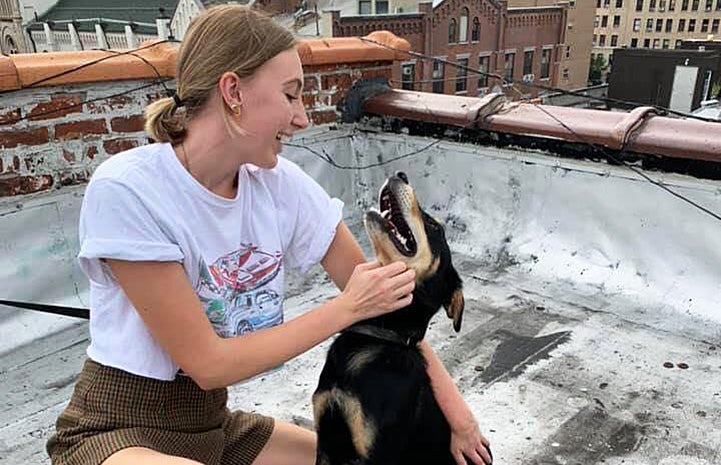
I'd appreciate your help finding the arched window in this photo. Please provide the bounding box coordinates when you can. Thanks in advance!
[4,35,18,54]
[448,18,457,43]
[471,17,480,41]
[459,8,469,42]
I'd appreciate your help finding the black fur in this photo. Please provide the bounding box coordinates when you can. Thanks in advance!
[313,174,488,465]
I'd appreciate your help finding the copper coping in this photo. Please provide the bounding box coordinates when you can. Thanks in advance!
[363,89,721,163]
[0,31,410,92]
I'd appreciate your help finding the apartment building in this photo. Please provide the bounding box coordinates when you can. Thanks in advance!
[509,0,596,91]
[594,0,721,65]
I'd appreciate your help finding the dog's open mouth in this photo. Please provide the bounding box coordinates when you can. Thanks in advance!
[379,185,418,256]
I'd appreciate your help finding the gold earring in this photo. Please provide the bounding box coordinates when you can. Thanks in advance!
[231,103,241,115]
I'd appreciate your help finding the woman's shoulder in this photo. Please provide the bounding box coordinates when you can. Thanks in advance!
[90,142,171,185]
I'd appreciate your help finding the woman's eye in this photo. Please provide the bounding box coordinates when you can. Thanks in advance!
[286,94,299,102]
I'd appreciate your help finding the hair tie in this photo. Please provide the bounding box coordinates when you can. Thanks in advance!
[172,93,184,108]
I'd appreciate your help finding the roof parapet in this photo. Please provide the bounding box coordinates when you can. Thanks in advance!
[0,32,410,92]
[363,89,721,163]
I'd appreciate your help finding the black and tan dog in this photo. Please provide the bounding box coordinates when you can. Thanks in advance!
[313,172,490,465]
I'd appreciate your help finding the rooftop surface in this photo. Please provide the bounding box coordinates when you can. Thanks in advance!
[2,125,721,464]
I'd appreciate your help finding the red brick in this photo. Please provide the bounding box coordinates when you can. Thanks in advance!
[55,119,108,140]
[304,76,319,93]
[111,115,145,133]
[0,127,50,149]
[302,93,318,109]
[0,108,21,125]
[62,149,76,163]
[104,138,139,155]
[321,73,352,91]
[87,95,132,114]
[59,169,91,187]
[309,110,337,126]
[28,94,84,121]
[0,174,54,197]
[85,146,98,160]
[360,68,392,80]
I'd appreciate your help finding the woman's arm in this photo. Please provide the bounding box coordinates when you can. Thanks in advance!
[420,340,493,465]
[320,220,367,290]
[107,252,413,390]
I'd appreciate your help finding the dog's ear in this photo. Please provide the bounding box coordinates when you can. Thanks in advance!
[444,287,464,332]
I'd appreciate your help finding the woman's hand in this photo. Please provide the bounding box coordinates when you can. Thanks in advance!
[336,260,415,323]
[450,417,493,465]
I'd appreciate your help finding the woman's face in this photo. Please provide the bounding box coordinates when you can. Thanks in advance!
[235,48,309,169]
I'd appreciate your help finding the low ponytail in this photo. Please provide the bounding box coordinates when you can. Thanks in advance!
[144,96,187,144]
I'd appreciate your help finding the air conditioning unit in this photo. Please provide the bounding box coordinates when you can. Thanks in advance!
[522,73,535,83]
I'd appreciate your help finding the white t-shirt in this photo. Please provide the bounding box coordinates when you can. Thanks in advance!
[78,142,343,380]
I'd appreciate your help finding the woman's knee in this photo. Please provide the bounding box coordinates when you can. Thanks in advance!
[102,447,204,465]
[252,420,316,465]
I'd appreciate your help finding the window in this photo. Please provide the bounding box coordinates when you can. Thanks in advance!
[562,68,570,80]
[613,15,621,27]
[701,18,709,32]
[597,0,601,7]
[649,0,656,9]
[653,38,660,48]
[656,18,663,31]
[604,0,610,6]
[471,17,480,42]
[611,35,619,46]
[659,0,666,9]
[459,8,469,42]
[644,38,651,47]
[599,34,607,46]
[602,15,609,27]
[631,37,639,47]
[478,55,489,88]
[504,52,515,82]
[376,0,388,13]
[669,0,676,9]
[682,0,689,9]
[448,19,456,43]
[456,57,468,92]
[692,0,699,9]
[594,15,600,27]
[646,18,654,31]
[678,18,685,31]
[689,18,696,31]
[713,18,720,32]
[359,0,371,13]
[675,39,683,47]
[717,0,721,10]
[616,0,624,6]
[636,0,644,10]
[401,63,415,90]
[634,18,641,31]
[432,60,444,93]
[523,50,534,75]
[541,48,551,79]
[705,0,713,9]
[662,39,670,48]
[593,34,597,45]
[666,18,673,32]
[565,45,571,59]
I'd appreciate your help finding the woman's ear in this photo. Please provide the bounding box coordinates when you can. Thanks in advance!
[218,71,244,115]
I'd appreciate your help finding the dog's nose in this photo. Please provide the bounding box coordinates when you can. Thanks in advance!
[396,171,409,184]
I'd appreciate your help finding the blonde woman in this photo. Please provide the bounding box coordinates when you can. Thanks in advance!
[46,5,491,465]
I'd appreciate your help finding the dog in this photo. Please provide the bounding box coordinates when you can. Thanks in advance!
[312,172,491,465]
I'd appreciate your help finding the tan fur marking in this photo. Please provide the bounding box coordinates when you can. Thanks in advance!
[336,389,376,458]
[347,347,380,375]
[444,288,465,332]
[312,390,330,429]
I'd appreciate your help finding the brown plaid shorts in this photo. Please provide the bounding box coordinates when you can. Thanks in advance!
[46,358,274,465]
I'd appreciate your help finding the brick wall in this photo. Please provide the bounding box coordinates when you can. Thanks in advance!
[0,34,408,199]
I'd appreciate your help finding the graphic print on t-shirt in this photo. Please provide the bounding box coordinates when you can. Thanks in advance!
[197,244,284,338]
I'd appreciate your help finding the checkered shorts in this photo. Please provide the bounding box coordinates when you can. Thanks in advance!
[46,358,274,465]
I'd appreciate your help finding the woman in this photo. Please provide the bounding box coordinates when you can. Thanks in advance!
[46,5,491,465]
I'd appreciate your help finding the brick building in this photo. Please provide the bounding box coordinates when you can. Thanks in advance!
[332,0,569,98]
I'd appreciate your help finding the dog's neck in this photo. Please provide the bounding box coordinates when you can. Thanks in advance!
[349,297,440,347]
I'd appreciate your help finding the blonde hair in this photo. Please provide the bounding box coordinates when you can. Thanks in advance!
[144,5,297,144]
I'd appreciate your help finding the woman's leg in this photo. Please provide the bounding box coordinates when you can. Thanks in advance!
[102,447,204,465]
[252,420,316,465]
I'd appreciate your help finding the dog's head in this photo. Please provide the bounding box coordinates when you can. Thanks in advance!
[364,172,464,332]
